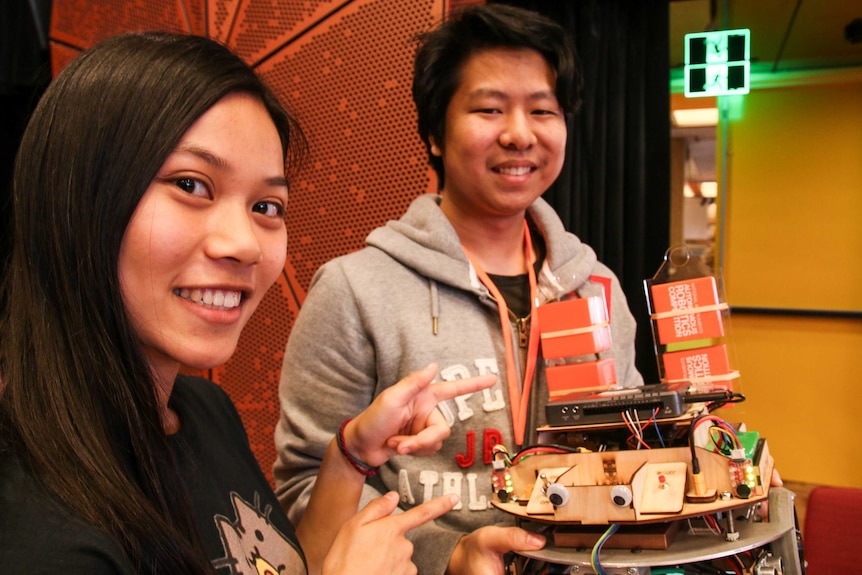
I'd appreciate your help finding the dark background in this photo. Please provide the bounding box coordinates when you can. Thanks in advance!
[1,0,52,296]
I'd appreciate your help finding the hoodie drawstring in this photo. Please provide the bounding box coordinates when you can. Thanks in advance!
[429,279,439,335]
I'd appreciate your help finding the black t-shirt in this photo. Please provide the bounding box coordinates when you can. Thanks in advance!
[487,225,547,319]
[0,375,306,574]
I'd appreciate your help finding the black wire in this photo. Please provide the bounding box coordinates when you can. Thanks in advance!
[772,0,804,73]
[706,392,746,411]
[689,413,709,467]
[511,443,585,460]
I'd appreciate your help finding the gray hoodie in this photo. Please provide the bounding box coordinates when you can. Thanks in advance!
[274,193,643,574]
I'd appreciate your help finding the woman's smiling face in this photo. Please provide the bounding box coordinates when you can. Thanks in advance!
[118,92,288,384]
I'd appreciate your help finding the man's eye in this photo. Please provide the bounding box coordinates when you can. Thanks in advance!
[253,200,285,218]
[175,178,208,197]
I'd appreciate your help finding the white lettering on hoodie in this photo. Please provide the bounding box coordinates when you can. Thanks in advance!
[399,359,506,512]
[437,360,505,426]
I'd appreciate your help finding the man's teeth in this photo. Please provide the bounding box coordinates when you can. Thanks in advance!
[497,166,532,176]
[175,288,241,310]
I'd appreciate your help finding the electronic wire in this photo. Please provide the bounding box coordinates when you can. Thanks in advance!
[706,391,746,412]
[590,523,619,575]
[689,413,741,474]
[492,444,587,467]
[653,415,667,447]
[622,407,661,449]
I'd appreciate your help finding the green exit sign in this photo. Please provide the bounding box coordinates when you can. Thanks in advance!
[684,29,750,97]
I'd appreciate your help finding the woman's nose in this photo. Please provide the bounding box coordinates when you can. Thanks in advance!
[204,207,262,264]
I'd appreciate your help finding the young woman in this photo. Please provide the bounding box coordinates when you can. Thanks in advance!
[0,32,493,575]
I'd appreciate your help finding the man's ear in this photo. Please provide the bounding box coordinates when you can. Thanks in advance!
[430,137,442,157]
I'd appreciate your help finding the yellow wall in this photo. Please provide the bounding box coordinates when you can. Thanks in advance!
[718,78,862,486]
[723,81,862,312]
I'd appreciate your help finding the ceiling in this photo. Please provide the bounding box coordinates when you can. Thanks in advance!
[670,0,862,74]
[669,0,862,184]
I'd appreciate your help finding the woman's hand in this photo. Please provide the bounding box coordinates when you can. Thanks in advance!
[344,364,496,466]
[446,525,546,575]
[297,365,495,575]
[323,492,459,575]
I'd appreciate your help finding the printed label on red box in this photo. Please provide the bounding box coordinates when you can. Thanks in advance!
[650,277,726,344]
[547,358,618,397]
[662,344,730,383]
[650,276,719,313]
[655,310,724,344]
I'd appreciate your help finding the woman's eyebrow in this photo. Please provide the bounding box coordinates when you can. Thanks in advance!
[266,175,290,189]
[174,144,289,188]
[174,144,229,170]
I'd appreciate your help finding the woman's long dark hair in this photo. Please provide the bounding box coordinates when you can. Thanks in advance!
[0,32,303,573]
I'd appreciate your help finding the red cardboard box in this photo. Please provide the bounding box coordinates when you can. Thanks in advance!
[649,277,725,344]
[547,358,618,398]
[661,344,730,383]
[539,296,611,359]
[542,326,613,359]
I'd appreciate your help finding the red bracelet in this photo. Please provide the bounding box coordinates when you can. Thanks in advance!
[337,418,379,477]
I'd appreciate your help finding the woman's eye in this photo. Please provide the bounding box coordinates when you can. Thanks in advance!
[253,200,285,218]
[174,177,209,197]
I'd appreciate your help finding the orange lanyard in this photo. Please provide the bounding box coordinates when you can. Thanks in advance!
[462,221,541,446]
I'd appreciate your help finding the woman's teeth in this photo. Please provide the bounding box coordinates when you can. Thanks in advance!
[174,288,241,310]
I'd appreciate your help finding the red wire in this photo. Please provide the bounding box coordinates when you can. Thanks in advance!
[624,408,659,449]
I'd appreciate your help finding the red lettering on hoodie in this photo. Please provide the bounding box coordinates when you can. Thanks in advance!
[483,429,503,464]
[455,430,475,467]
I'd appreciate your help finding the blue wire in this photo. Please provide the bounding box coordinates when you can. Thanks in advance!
[653,416,666,447]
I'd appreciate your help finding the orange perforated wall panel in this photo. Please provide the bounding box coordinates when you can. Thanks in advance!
[48,0,469,485]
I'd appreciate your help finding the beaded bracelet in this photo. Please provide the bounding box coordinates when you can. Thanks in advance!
[336,418,379,477]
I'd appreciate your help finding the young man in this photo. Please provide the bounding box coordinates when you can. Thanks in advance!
[274,5,643,574]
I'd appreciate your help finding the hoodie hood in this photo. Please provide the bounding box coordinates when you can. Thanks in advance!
[366,193,598,302]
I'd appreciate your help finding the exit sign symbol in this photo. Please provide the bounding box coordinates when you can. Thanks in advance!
[685,29,750,97]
